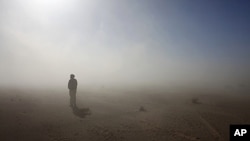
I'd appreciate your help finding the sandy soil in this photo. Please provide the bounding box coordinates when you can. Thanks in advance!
[0,88,249,141]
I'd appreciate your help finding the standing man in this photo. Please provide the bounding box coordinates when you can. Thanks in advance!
[68,74,77,107]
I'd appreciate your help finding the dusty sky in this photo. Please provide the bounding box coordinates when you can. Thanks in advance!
[0,0,249,90]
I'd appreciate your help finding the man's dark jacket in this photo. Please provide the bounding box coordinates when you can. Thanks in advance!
[68,79,77,90]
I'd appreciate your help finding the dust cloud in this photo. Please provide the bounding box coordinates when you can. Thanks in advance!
[0,0,249,93]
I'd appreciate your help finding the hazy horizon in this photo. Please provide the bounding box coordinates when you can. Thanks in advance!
[1,0,249,91]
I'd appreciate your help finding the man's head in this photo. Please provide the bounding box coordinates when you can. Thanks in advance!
[70,74,75,79]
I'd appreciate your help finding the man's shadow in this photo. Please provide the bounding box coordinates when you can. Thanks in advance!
[71,105,91,118]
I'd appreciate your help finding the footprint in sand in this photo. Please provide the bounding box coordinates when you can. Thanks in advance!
[192,98,201,104]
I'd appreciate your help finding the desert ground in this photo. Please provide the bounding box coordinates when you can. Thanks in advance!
[0,87,249,141]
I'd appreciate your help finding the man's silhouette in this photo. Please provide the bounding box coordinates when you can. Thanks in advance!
[68,74,77,107]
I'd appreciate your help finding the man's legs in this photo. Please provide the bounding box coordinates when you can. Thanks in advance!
[69,89,76,107]
[72,90,76,107]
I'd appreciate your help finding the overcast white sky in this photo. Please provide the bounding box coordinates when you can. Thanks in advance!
[0,0,249,90]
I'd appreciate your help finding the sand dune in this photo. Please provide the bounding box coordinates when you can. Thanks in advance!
[0,88,249,141]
